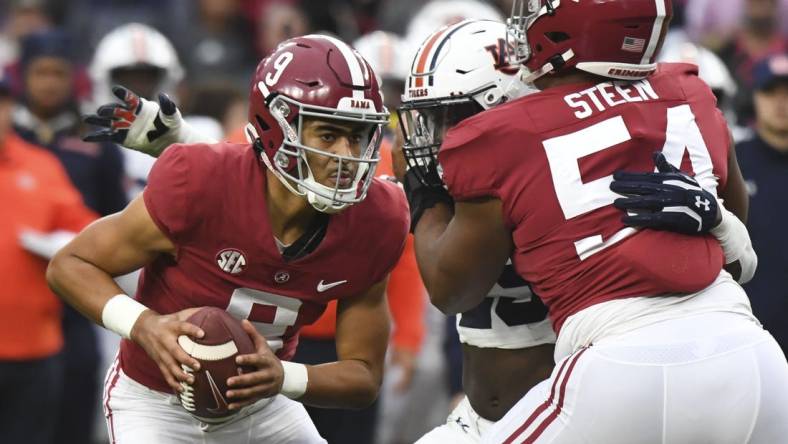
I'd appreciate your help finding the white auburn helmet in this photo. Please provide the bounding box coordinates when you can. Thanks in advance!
[405,0,504,53]
[352,31,410,82]
[399,19,535,186]
[89,23,184,107]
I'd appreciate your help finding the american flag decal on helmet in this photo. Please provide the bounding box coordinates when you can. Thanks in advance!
[621,37,646,53]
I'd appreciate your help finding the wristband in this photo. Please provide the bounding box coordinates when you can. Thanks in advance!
[101,294,149,339]
[280,361,308,399]
[402,168,453,233]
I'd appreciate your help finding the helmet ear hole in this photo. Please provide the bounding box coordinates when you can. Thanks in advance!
[255,115,270,132]
[544,32,570,43]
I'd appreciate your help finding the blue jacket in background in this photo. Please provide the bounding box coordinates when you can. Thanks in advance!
[736,134,788,354]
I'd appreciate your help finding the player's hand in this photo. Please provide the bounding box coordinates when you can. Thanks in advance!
[130,307,205,393]
[83,85,187,157]
[610,151,722,234]
[226,320,284,410]
[390,346,418,393]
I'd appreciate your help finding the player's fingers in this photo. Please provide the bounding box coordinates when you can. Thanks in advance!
[112,85,130,102]
[612,171,666,183]
[165,353,193,384]
[620,214,666,230]
[176,320,205,340]
[613,196,665,211]
[83,114,113,128]
[155,339,193,383]
[83,129,124,143]
[113,106,137,123]
[112,85,141,113]
[226,384,275,402]
[241,320,269,353]
[156,360,183,393]
[610,180,661,196]
[653,151,679,173]
[97,104,123,118]
[226,367,277,388]
[158,93,177,116]
[169,337,201,371]
[228,396,264,411]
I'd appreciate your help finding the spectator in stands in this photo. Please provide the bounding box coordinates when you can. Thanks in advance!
[173,0,257,90]
[684,0,788,51]
[255,2,310,57]
[715,0,788,125]
[736,53,788,354]
[182,82,247,137]
[11,29,127,444]
[0,65,97,444]
[0,0,53,87]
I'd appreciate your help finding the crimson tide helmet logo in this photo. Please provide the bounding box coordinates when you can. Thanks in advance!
[216,249,246,275]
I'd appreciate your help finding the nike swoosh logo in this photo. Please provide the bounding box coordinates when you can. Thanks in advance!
[205,370,229,413]
[317,280,348,292]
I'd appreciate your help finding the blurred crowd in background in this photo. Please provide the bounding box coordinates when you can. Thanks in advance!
[0,0,786,443]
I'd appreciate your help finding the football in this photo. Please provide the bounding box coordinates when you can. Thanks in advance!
[177,307,256,423]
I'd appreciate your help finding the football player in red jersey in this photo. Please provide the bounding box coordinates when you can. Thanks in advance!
[47,35,408,443]
[399,1,788,443]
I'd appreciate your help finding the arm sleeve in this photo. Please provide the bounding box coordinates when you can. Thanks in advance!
[439,116,513,201]
[387,234,426,352]
[142,144,200,245]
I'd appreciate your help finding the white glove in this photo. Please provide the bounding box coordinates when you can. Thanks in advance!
[83,86,216,158]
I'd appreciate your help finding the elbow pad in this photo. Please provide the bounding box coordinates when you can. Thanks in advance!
[710,205,758,284]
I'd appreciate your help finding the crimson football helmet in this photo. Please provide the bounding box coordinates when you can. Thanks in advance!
[507,0,673,84]
[246,34,388,213]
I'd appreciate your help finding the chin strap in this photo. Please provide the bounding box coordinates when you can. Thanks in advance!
[521,49,575,85]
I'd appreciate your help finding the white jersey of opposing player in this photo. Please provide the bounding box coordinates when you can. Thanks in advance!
[457,260,555,349]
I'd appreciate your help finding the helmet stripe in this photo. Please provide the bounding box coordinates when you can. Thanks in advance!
[641,0,668,64]
[131,26,147,63]
[426,20,476,86]
[311,34,366,100]
[413,26,450,87]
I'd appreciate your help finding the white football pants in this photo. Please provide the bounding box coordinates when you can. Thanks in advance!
[102,360,326,444]
[482,312,788,444]
[416,396,495,444]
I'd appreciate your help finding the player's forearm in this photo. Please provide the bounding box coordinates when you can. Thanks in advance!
[414,204,482,314]
[711,205,757,283]
[296,359,381,409]
[47,250,139,326]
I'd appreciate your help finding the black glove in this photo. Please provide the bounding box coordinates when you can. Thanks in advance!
[402,167,453,233]
[610,151,721,235]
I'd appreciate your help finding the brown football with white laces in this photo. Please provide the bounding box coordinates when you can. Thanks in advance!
[177,307,255,423]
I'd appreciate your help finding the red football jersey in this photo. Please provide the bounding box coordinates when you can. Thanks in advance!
[120,142,409,392]
[440,63,728,333]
